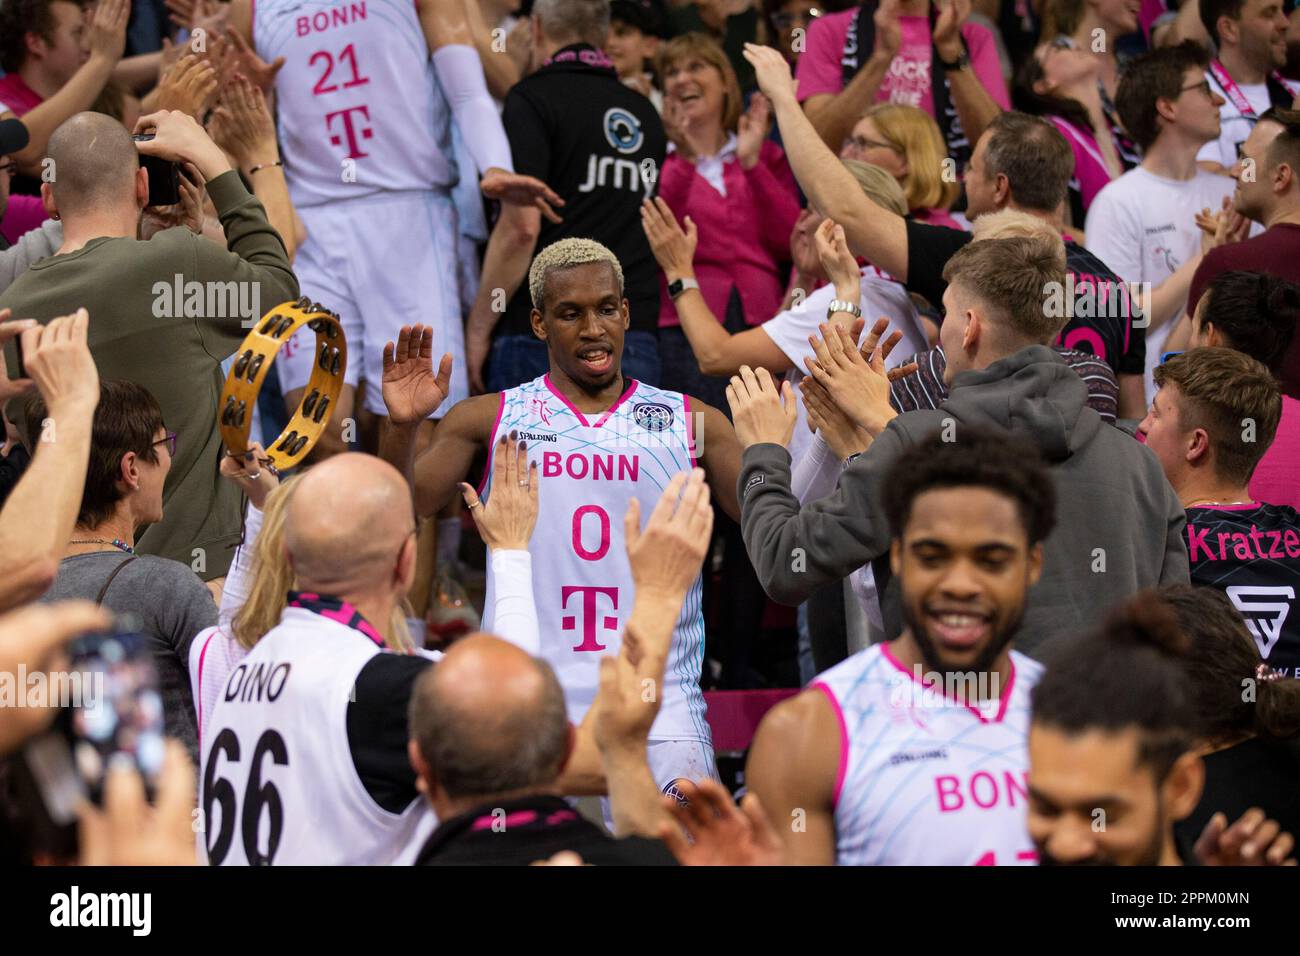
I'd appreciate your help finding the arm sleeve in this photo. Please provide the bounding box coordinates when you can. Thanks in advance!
[738,425,908,605]
[961,23,1011,109]
[192,170,300,357]
[0,218,61,294]
[790,432,840,504]
[433,44,513,174]
[488,549,540,656]
[346,653,434,814]
[218,501,263,629]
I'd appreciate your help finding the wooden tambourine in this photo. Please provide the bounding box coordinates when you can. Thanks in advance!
[219,298,346,471]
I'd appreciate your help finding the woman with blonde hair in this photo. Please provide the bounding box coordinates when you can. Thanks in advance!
[654,32,801,409]
[840,103,962,229]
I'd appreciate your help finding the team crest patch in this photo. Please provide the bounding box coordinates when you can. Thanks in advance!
[633,402,673,432]
[661,779,692,808]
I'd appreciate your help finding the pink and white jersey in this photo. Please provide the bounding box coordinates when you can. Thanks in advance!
[480,375,710,744]
[813,643,1042,866]
[252,0,453,207]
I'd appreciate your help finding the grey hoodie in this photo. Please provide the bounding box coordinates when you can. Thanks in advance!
[738,345,1189,657]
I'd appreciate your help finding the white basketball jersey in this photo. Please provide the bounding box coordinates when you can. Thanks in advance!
[814,643,1042,866]
[481,375,711,744]
[252,0,453,207]
[199,604,432,865]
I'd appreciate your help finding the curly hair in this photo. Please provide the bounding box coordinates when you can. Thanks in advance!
[881,425,1057,545]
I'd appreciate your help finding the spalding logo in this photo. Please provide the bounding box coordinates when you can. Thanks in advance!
[633,402,674,432]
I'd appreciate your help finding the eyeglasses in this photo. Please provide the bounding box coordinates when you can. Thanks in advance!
[843,134,901,153]
[153,432,177,456]
[1180,79,1213,98]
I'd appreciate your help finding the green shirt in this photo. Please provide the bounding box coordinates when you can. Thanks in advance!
[1,171,299,579]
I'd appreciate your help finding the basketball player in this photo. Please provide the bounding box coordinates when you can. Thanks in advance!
[744,429,1054,865]
[379,237,743,796]
[227,0,561,454]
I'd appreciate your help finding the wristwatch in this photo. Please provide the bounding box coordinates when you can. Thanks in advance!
[668,277,700,299]
[827,299,863,319]
[938,49,971,71]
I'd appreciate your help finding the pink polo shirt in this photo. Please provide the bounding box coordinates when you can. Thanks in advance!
[1251,395,1300,511]
[794,9,1010,116]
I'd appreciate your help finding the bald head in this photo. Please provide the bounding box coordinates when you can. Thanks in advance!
[46,112,140,218]
[408,634,570,800]
[285,453,415,593]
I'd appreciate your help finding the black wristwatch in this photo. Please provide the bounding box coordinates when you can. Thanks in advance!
[668,277,700,299]
[938,49,971,71]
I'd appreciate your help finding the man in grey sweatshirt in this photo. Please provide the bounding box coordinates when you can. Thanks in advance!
[728,236,1189,658]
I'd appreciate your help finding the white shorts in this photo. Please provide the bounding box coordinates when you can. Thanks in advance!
[599,738,717,831]
[276,189,469,416]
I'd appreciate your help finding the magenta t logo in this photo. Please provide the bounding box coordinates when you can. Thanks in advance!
[561,585,619,652]
[325,105,373,159]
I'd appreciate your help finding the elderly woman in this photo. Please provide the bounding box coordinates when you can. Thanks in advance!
[655,32,801,408]
[839,103,963,230]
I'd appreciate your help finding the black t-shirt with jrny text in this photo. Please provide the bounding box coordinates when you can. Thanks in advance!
[498,44,667,338]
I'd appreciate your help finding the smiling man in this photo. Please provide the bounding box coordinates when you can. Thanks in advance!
[745,429,1052,865]
[379,237,741,796]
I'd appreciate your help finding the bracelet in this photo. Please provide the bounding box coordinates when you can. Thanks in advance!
[249,160,283,174]
[827,299,863,319]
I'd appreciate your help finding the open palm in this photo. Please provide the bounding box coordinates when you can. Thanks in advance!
[382,325,453,425]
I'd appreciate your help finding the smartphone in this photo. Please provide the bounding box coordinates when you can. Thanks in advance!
[132,133,181,207]
[7,626,164,859]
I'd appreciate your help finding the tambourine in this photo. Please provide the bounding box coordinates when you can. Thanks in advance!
[218,298,347,471]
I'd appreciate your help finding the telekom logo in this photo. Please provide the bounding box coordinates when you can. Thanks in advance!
[325,105,373,159]
[561,586,619,652]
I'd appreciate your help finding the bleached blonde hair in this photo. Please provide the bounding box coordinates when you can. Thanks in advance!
[528,238,625,310]
[971,208,1067,272]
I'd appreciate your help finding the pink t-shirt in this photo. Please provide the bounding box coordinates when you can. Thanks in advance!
[1250,395,1300,511]
[1048,115,1115,213]
[1,194,50,245]
[913,206,965,230]
[795,9,1010,116]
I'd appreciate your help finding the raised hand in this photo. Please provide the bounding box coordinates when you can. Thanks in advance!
[736,93,772,171]
[21,309,100,419]
[220,440,279,510]
[224,27,285,93]
[1195,808,1297,866]
[86,0,129,64]
[814,218,861,299]
[726,365,798,449]
[209,73,278,172]
[458,433,538,552]
[154,55,220,121]
[801,377,870,460]
[624,468,714,609]
[873,0,902,60]
[480,169,565,225]
[381,324,454,425]
[640,198,698,282]
[803,320,909,437]
[658,779,785,866]
[932,0,971,61]
[742,42,799,109]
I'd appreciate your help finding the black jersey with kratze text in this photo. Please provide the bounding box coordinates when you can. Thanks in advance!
[1186,503,1300,675]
